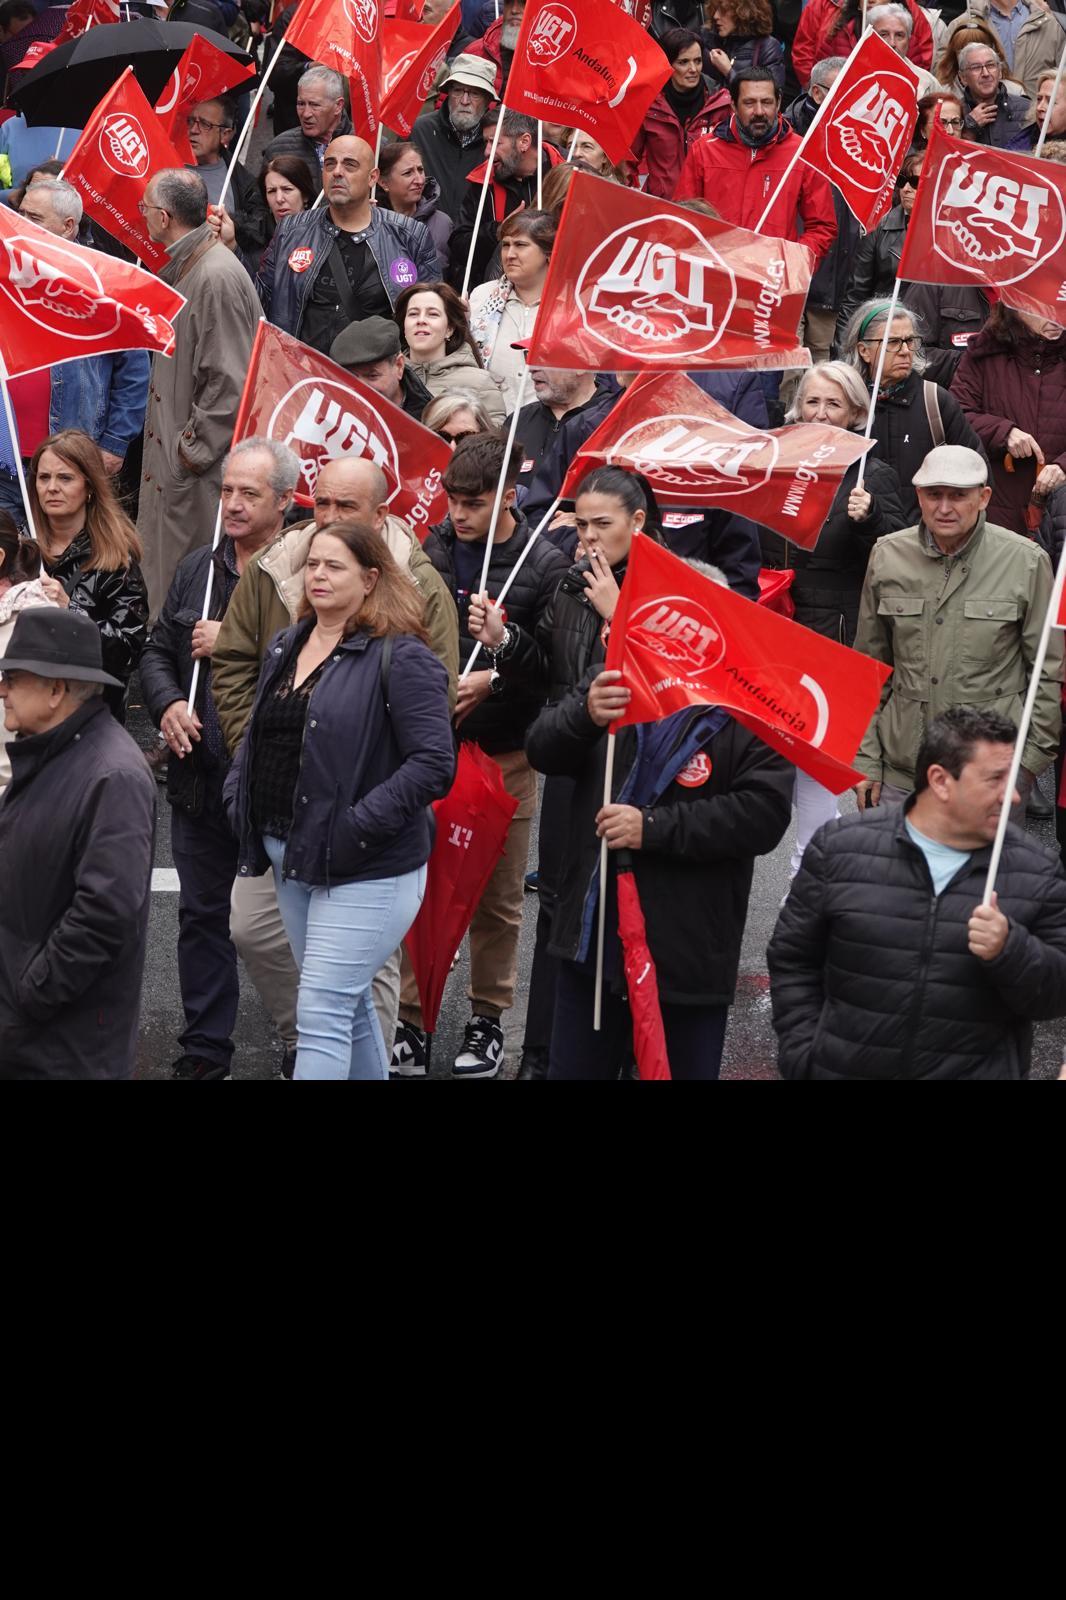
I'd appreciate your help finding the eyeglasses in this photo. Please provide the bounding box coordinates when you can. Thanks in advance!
[939,117,964,130]
[136,201,165,215]
[865,334,918,351]
[186,115,226,131]
[965,62,1000,75]
[899,175,921,188]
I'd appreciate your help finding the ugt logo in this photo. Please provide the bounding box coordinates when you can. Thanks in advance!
[829,73,914,195]
[577,215,737,362]
[609,414,778,497]
[526,4,578,65]
[932,148,1066,286]
[268,380,399,504]
[343,0,379,44]
[630,594,727,684]
[99,113,150,178]
[0,235,121,342]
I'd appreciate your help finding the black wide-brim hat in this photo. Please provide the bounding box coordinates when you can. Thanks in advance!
[0,607,122,689]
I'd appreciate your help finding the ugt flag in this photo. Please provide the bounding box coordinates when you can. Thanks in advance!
[560,372,874,547]
[795,27,919,233]
[63,67,186,269]
[0,202,184,376]
[55,0,119,45]
[233,320,451,529]
[899,123,1066,327]
[504,0,671,167]
[155,34,257,166]
[286,0,383,141]
[380,3,460,138]
[528,172,812,372]
[605,537,891,794]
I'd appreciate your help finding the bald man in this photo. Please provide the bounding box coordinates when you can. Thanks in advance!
[212,454,459,1068]
[256,135,442,354]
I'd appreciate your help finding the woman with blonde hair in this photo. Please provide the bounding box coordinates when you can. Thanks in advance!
[226,521,455,1081]
[29,428,148,720]
[421,393,498,445]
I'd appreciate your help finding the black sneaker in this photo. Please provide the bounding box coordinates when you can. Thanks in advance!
[1027,783,1054,820]
[524,870,539,893]
[280,1046,297,1080]
[391,1021,430,1077]
[171,1054,229,1081]
[453,1015,503,1079]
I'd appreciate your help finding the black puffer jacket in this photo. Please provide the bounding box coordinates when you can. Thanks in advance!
[865,370,985,524]
[903,282,992,386]
[768,800,1066,1080]
[526,675,793,1004]
[534,551,632,703]
[41,530,149,719]
[423,512,569,753]
[836,206,909,339]
[759,453,907,644]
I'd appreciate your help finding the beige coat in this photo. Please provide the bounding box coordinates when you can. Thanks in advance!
[945,1,1062,97]
[854,514,1063,788]
[138,225,260,618]
[406,347,508,425]
[211,514,460,755]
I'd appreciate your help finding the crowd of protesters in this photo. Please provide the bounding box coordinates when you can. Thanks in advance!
[6,0,1066,1081]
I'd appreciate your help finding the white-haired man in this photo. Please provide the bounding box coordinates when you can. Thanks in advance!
[957,40,1032,150]
[263,65,352,181]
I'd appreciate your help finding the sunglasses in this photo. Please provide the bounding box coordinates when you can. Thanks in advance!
[899,175,921,188]
[438,428,478,445]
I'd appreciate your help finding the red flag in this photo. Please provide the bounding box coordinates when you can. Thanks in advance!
[55,0,119,45]
[528,172,812,371]
[380,4,459,138]
[0,203,185,377]
[604,536,891,794]
[387,0,426,16]
[795,28,919,233]
[232,321,451,529]
[62,68,187,270]
[504,0,671,168]
[616,869,670,1081]
[899,123,1066,326]
[405,744,518,1033]
[286,0,383,141]
[559,372,873,547]
[154,35,257,167]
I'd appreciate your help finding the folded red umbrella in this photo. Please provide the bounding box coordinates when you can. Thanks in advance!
[405,743,518,1034]
[757,567,795,618]
[617,865,671,1081]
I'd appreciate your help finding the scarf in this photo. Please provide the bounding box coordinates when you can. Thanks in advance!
[729,111,782,149]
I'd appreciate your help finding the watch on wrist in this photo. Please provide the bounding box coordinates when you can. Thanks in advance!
[488,669,504,696]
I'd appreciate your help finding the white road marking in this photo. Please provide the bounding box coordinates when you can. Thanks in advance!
[152,869,180,892]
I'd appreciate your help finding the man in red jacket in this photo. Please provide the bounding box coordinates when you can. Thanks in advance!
[674,68,836,267]
[465,0,525,95]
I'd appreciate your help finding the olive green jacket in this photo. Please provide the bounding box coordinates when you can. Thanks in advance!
[854,515,1063,788]
[212,515,459,756]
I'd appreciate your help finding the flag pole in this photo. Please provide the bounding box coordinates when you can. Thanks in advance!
[185,498,225,712]
[855,277,902,492]
[471,367,529,606]
[982,539,1066,905]
[218,43,286,213]
[0,355,39,545]
[536,120,543,209]
[593,730,618,1032]
[462,494,561,679]
[461,107,505,300]
[1035,40,1066,156]
[53,128,67,161]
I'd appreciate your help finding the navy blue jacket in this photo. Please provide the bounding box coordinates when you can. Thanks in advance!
[256,205,441,340]
[227,621,455,887]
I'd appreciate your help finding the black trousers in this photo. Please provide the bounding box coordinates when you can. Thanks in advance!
[522,775,573,1056]
[549,959,728,1082]
[170,801,240,1069]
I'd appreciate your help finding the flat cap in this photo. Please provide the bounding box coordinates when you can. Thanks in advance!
[330,316,401,369]
[912,445,988,489]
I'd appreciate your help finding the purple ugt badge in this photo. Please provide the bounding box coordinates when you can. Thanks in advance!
[390,258,418,289]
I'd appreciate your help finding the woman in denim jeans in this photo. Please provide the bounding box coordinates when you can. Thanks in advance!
[227,522,456,1080]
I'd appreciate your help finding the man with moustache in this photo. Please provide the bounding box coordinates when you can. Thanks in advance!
[411,54,498,223]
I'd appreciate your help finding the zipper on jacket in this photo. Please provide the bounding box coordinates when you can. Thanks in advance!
[281,656,332,883]
[901,847,940,1075]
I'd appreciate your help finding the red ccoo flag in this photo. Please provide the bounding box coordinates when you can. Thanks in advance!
[62,67,186,270]
[0,202,185,376]
[504,0,671,168]
[794,27,918,233]
[232,320,450,530]
[528,172,812,371]
[605,536,891,794]
[154,35,257,167]
[380,3,460,138]
[560,372,873,547]
[55,0,119,45]
[286,0,383,142]
[899,122,1066,327]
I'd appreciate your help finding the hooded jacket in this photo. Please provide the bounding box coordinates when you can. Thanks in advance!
[630,79,731,200]
[405,344,507,424]
[792,0,933,89]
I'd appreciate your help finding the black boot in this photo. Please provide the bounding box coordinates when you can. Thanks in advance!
[516,1047,549,1081]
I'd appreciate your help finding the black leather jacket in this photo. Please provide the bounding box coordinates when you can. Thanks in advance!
[41,530,148,719]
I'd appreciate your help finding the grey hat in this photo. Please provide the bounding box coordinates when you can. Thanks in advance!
[912,445,988,489]
[0,607,121,687]
[438,53,498,98]
[330,317,402,369]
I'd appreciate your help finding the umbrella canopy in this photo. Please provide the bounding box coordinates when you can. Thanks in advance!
[9,20,253,129]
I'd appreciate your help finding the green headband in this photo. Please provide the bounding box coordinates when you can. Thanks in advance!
[859,303,895,339]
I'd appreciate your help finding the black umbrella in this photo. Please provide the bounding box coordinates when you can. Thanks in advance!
[9,20,255,129]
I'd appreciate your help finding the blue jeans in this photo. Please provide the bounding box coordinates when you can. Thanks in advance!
[263,836,425,1080]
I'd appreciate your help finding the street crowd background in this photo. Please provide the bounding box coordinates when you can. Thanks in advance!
[5,0,1066,1079]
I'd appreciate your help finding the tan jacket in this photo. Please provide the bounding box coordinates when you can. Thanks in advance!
[945,1,1061,97]
[211,514,459,755]
[854,515,1063,787]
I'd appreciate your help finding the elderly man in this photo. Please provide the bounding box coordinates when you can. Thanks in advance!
[330,317,433,421]
[867,4,939,95]
[138,167,260,618]
[946,0,1061,99]
[447,106,563,290]
[510,368,614,501]
[0,609,156,1079]
[785,54,846,136]
[5,178,148,484]
[853,445,1063,812]
[411,54,497,222]
[140,438,300,1082]
[957,41,1032,149]
[257,135,440,354]
[770,706,1066,1080]
[263,65,352,181]
[186,94,270,257]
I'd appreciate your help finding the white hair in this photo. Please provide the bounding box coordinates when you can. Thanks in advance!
[25,176,83,228]
[785,361,871,425]
[958,41,999,72]
[869,3,913,34]
[223,437,301,496]
[299,66,345,102]
[810,55,847,90]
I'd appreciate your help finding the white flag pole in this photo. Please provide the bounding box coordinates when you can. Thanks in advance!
[53,128,67,161]
[462,494,562,680]
[0,354,39,545]
[461,107,505,300]
[593,730,618,1032]
[185,498,225,712]
[1035,40,1066,157]
[469,366,529,606]
[536,119,543,209]
[982,541,1066,905]
[218,44,285,213]
[855,277,902,492]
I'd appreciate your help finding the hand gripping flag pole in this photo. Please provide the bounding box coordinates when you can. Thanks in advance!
[461,493,561,682]
[594,730,618,1032]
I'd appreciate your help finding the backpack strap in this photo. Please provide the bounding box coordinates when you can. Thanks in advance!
[923,380,945,448]
[379,634,393,715]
